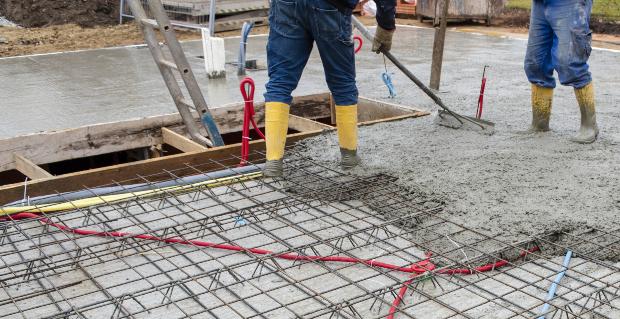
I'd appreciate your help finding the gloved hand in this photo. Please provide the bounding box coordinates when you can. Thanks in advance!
[372,26,395,53]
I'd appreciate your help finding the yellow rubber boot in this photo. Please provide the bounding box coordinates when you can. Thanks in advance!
[530,84,554,132]
[263,102,290,177]
[335,105,361,169]
[571,82,599,144]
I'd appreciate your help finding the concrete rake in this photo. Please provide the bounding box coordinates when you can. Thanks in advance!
[352,16,495,135]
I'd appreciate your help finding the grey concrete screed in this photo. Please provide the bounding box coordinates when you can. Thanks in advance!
[0,155,618,318]
[291,26,620,258]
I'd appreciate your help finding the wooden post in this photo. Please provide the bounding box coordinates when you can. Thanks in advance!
[430,0,450,90]
[208,0,217,36]
[329,94,337,125]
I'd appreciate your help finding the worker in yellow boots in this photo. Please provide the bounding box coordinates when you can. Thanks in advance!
[524,0,598,143]
[262,0,396,177]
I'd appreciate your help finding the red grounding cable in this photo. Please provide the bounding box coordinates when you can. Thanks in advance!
[354,35,363,54]
[6,213,540,318]
[239,77,265,166]
[387,247,541,318]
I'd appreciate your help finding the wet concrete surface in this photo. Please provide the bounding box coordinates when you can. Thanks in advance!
[0,34,330,138]
[292,26,620,255]
[1,26,618,256]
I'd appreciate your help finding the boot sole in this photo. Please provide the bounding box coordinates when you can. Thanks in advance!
[570,131,599,144]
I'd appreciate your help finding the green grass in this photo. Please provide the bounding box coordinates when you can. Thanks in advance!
[506,0,531,10]
[506,0,620,21]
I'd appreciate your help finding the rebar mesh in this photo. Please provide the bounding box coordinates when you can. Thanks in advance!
[0,153,618,319]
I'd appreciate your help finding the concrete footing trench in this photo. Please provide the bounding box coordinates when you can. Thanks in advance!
[0,26,618,318]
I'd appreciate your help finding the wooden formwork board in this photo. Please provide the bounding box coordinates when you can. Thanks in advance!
[0,132,319,204]
[0,93,428,204]
[0,94,332,174]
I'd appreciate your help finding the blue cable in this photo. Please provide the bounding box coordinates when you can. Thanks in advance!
[538,250,573,319]
[238,21,255,76]
[3,165,263,206]
[382,72,396,98]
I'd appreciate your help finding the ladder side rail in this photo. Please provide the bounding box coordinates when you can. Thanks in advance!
[127,0,214,147]
[147,0,225,147]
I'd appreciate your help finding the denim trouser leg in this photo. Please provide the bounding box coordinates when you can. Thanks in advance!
[524,0,555,88]
[524,0,593,89]
[264,0,314,105]
[311,2,357,106]
[264,0,358,106]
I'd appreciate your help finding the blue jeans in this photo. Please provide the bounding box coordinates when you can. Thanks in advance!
[264,0,358,106]
[524,0,593,89]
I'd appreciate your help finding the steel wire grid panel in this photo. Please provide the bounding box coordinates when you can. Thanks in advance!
[0,153,619,319]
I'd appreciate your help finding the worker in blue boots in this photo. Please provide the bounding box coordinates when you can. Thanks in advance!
[524,0,598,143]
[262,0,396,177]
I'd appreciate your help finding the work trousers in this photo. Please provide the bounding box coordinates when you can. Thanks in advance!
[524,0,593,89]
[264,0,358,106]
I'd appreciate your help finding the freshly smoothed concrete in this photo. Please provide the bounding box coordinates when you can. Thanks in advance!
[0,35,329,138]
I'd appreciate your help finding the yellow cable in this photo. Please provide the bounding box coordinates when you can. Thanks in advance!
[0,172,263,216]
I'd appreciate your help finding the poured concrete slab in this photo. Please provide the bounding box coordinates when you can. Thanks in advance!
[0,26,538,139]
[292,27,620,258]
[1,24,619,149]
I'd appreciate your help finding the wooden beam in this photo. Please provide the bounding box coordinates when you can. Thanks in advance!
[0,113,180,172]
[0,95,332,173]
[0,93,431,204]
[13,153,53,180]
[359,112,428,126]
[0,131,324,204]
[358,97,429,122]
[162,128,208,152]
[288,114,333,132]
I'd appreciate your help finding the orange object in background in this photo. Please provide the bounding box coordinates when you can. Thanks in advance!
[396,0,417,15]
[355,1,417,16]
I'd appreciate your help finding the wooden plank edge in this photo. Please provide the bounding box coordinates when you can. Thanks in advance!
[358,96,429,114]
[0,109,429,203]
[359,111,430,126]
[0,130,324,204]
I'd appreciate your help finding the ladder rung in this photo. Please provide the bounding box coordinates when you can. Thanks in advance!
[178,98,195,110]
[157,58,178,70]
[141,18,159,29]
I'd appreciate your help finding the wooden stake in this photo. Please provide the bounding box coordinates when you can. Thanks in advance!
[430,0,450,90]
[329,94,337,125]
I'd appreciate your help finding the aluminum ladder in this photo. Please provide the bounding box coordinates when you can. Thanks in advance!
[127,0,224,147]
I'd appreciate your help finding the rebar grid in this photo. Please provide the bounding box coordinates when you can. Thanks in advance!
[0,153,618,319]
